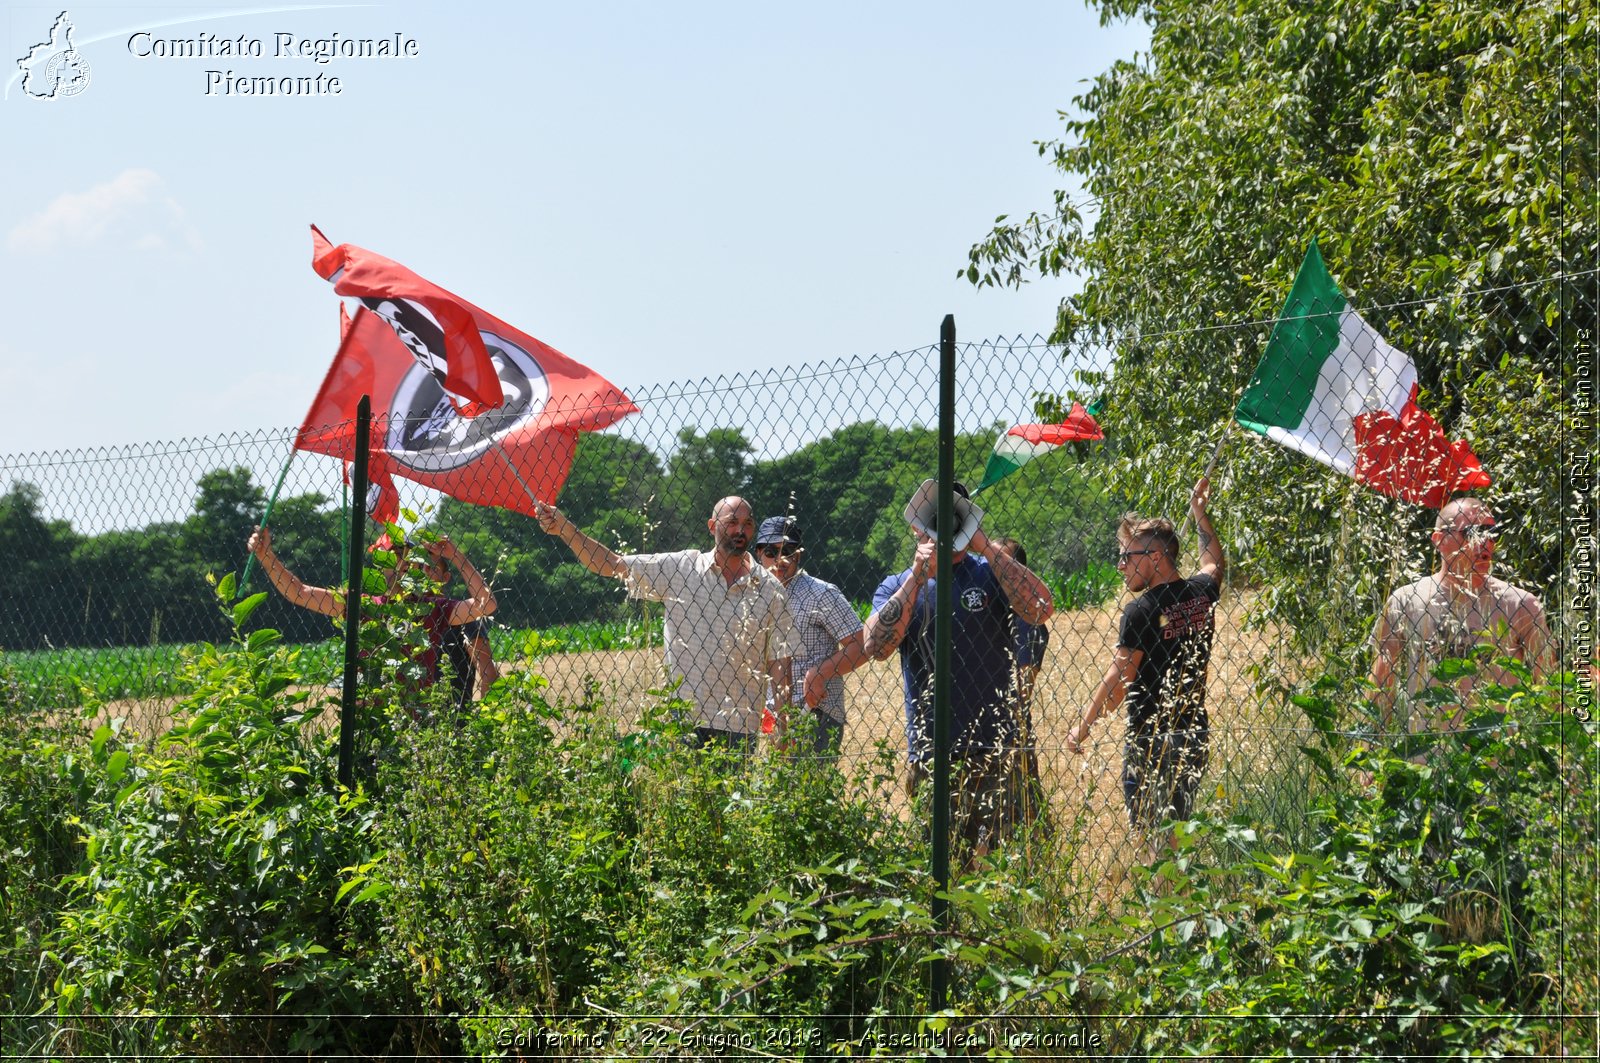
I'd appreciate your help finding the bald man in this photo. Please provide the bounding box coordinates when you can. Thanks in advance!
[536,495,798,752]
[1371,496,1551,734]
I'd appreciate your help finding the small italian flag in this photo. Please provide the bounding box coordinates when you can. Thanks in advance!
[1234,241,1490,508]
[975,405,1104,493]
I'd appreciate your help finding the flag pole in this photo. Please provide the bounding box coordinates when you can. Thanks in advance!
[239,444,300,597]
[1179,419,1233,540]
[488,437,546,509]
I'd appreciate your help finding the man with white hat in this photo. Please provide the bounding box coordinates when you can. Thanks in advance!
[864,480,1055,858]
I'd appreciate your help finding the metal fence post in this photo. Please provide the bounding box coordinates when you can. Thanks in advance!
[931,314,954,1015]
[338,395,371,790]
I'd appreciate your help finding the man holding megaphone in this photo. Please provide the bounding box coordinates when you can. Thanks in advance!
[864,479,1055,861]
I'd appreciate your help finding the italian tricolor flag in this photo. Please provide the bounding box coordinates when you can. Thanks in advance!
[1234,241,1490,508]
[975,404,1104,493]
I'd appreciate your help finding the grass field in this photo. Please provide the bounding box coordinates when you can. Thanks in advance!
[1,616,667,706]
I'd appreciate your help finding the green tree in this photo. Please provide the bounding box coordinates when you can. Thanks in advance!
[182,467,266,581]
[659,427,753,545]
[966,0,1596,661]
[70,528,188,647]
[0,483,81,650]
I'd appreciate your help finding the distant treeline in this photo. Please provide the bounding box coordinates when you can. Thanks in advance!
[0,421,1120,651]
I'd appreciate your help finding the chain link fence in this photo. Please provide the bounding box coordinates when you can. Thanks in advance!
[1,295,1590,888]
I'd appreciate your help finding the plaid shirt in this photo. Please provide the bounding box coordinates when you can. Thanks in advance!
[779,570,863,723]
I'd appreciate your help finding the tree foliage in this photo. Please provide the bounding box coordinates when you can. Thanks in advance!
[966,0,1596,662]
[1,419,1127,653]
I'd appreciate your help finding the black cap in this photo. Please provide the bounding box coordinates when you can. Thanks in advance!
[755,515,802,547]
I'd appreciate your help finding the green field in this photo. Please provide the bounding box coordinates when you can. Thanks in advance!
[1,616,668,707]
[1,568,1122,709]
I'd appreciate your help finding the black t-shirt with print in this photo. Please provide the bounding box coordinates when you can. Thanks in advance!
[1117,573,1220,737]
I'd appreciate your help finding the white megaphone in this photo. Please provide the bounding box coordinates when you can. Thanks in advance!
[902,479,985,552]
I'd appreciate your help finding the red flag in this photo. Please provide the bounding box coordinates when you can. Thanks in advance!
[344,459,401,524]
[311,225,506,416]
[298,306,638,516]
[1351,384,1492,508]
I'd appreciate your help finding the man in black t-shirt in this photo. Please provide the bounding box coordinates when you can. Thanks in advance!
[1067,477,1225,853]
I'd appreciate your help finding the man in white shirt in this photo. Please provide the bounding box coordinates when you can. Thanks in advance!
[1371,497,1551,734]
[535,495,797,751]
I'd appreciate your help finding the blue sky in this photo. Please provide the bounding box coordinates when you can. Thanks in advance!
[1,1,1147,455]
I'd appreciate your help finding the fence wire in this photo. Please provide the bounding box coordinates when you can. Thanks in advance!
[1,303,1591,888]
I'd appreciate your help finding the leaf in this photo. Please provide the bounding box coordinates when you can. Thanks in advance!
[245,627,282,653]
[350,880,391,905]
[232,591,269,628]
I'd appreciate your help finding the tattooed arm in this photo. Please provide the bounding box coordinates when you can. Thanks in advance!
[970,528,1054,625]
[863,538,936,660]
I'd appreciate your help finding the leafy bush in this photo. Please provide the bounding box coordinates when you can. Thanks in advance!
[1055,664,1598,1059]
[355,687,923,1055]
[601,663,1595,1059]
[6,571,1590,1059]
[0,664,93,1052]
[45,579,397,1058]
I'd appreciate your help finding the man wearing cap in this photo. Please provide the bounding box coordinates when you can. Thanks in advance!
[864,480,1055,857]
[753,515,869,758]
[1370,496,1551,734]
[534,495,798,752]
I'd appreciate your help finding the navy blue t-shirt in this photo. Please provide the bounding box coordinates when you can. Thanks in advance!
[872,555,1019,762]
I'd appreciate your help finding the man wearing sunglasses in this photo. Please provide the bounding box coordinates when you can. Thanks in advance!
[753,515,869,757]
[1370,497,1550,733]
[534,494,797,753]
[1066,477,1224,855]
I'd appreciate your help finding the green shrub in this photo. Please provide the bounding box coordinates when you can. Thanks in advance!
[0,666,94,1053]
[1057,663,1599,1059]
[45,579,397,1058]
[9,571,1590,1059]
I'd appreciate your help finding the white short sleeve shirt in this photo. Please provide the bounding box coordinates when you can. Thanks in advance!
[625,550,799,734]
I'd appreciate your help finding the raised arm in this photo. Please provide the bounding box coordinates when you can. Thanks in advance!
[863,538,935,660]
[431,537,498,625]
[970,529,1055,625]
[533,500,626,579]
[247,527,343,618]
[1190,476,1226,583]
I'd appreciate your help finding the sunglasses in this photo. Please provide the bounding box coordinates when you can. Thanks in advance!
[1117,548,1157,564]
[757,544,802,560]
